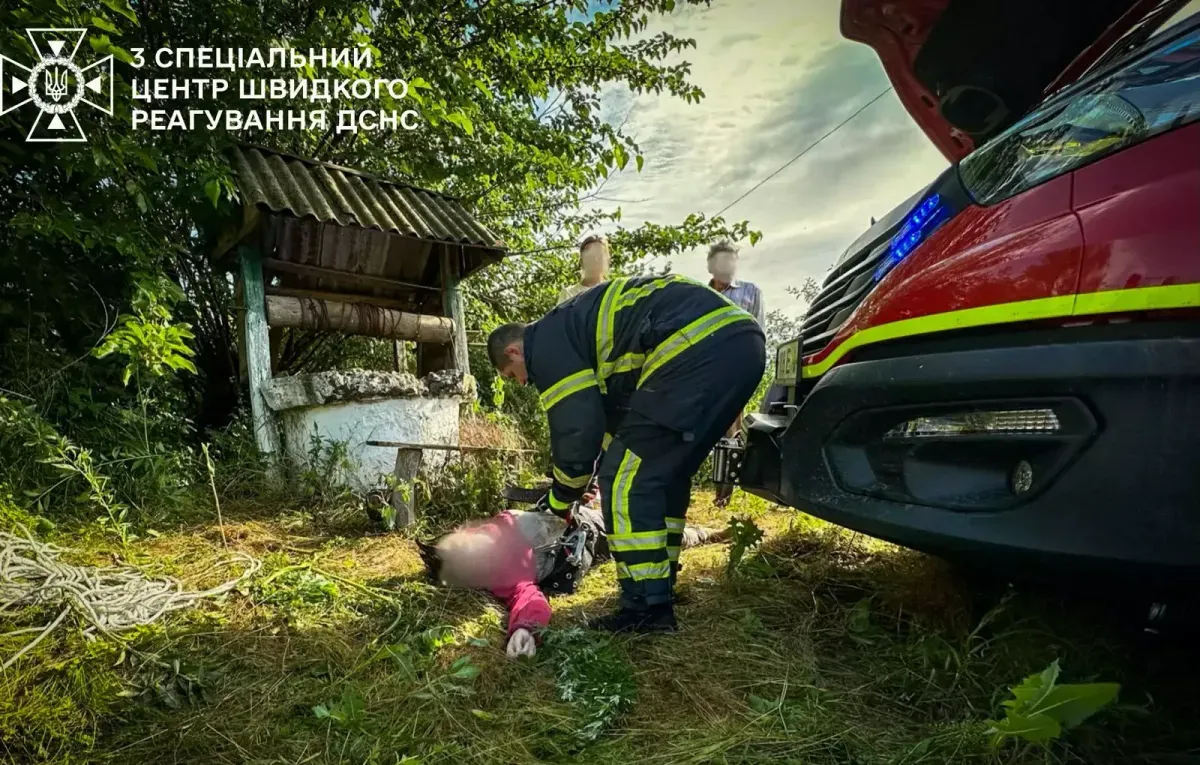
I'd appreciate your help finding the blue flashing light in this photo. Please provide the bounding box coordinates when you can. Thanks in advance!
[874,193,948,283]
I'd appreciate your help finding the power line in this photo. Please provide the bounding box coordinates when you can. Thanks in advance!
[713,87,894,218]
[507,87,895,256]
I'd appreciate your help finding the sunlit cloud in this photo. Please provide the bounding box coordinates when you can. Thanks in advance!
[594,0,949,317]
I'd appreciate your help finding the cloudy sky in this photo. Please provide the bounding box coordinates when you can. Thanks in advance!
[592,0,949,317]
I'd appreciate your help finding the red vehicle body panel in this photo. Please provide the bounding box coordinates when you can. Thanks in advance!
[800,3,1200,376]
[839,0,967,161]
[840,0,1174,162]
[1074,121,1200,294]
[802,175,1084,370]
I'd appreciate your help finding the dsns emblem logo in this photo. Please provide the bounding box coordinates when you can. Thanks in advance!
[1,28,113,143]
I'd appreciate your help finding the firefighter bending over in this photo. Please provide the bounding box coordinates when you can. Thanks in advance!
[486,275,766,633]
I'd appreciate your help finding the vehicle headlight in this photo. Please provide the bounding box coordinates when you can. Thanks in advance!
[774,338,800,385]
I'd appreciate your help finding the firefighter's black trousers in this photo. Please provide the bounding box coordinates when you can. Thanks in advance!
[597,329,766,608]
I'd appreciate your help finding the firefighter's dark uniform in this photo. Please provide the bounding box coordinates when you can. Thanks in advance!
[524,275,766,609]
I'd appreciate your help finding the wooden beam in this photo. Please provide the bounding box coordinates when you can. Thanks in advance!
[263,257,440,293]
[213,204,261,261]
[238,246,281,463]
[392,340,408,373]
[266,285,414,312]
[265,294,454,343]
[441,246,471,373]
[389,447,421,529]
[366,440,535,453]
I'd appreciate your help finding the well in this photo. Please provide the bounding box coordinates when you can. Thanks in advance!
[211,145,507,503]
[263,369,475,493]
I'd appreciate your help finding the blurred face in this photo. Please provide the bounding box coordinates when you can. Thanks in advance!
[497,343,528,385]
[580,242,610,282]
[708,249,738,282]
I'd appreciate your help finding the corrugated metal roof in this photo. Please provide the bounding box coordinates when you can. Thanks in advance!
[230,146,505,251]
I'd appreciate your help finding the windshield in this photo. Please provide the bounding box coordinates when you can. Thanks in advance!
[959,25,1200,205]
[1085,0,1200,76]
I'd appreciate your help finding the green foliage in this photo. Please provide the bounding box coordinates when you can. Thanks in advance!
[0,490,49,535]
[0,396,135,542]
[416,453,534,535]
[298,429,357,506]
[313,686,368,732]
[725,515,765,577]
[2,0,762,523]
[93,275,198,386]
[256,566,341,609]
[0,626,127,763]
[541,627,637,744]
[985,660,1120,748]
[123,654,216,711]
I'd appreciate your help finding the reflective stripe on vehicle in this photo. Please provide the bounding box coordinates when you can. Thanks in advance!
[801,283,1200,379]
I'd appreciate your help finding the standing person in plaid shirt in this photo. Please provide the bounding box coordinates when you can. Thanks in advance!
[706,240,765,508]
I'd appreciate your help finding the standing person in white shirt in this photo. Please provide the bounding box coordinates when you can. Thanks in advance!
[706,240,766,507]
[556,234,611,305]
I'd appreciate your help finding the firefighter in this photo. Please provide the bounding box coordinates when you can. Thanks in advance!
[486,275,766,632]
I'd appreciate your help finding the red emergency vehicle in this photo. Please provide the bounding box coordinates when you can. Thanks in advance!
[735,0,1200,586]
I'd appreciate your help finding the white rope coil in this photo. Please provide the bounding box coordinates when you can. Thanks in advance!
[0,525,261,670]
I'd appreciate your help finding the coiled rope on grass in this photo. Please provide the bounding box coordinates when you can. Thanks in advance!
[0,525,261,670]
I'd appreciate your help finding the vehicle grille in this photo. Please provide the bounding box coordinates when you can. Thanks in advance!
[799,217,905,357]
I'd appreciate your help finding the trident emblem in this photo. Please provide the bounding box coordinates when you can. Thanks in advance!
[0,28,113,142]
[43,66,69,102]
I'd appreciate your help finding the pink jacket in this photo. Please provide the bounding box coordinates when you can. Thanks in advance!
[480,511,552,640]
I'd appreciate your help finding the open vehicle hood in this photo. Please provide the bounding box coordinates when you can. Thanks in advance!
[841,0,1190,161]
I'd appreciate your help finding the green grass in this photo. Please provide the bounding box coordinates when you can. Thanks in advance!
[2,491,1199,764]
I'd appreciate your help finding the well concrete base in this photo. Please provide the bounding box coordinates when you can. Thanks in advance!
[264,369,473,494]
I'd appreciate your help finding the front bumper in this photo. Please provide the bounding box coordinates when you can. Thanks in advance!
[739,327,1200,585]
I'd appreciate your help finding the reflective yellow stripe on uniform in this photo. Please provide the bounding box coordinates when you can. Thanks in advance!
[615,275,683,310]
[625,560,672,581]
[602,433,613,451]
[611,448,642,536]
[609,529,668,552]
[540,369,599,410]
[667,546,681,563]
[609,352,645,375]
[553,465,591,489]
[665,517,685,533]
[597,277,687,385]
[594,279,627,392]
[638,305,754,386]
[548,490,572,511]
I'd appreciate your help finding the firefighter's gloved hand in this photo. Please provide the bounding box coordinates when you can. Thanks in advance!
[506,628,536,659]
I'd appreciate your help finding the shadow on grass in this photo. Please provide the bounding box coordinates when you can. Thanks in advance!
[547,514,1200,765]
[8,503,1200,765]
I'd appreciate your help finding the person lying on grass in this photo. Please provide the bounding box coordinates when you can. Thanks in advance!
[416,485,729,659]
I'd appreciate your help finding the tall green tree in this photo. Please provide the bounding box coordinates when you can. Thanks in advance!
[1,0,760,507]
